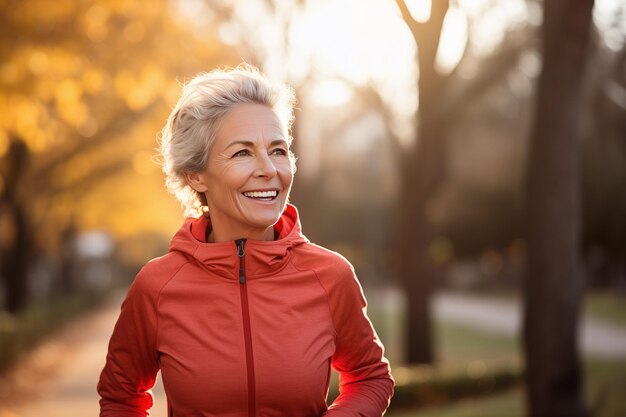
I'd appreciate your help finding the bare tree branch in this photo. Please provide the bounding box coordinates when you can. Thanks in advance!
[425,0,450,46]
[205,0,265,66]
[441,29,535,122]
[32,158,132,231]
[394,0,422,38]
[29,100,160,187]
[49,159,131,197]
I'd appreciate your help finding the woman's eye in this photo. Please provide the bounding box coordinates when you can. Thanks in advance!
[233,149,250,157]
[272,148,287,156]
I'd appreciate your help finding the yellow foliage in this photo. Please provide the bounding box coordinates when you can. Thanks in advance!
[18,0,77,25]
[27,50,49,75]
[35,78,57,101]
[0,61,23,85]
[115,65,167,110]
[0,96,9,127]
[55,79,89,126]
[55,78,82,104]
[82,68,105,93]
[164,79,184,105]
[124,21,145,43]
[133,150,158,176]
[0,94,53,150]
[13,96,39,129]
[11,96,50,149]
[80,170,183,239]
[77,116,99,138]
[114,70,134,97]
[45,49,85,78]
[82,3,110,42]
[0,0,239,251]
[30,130,48,151]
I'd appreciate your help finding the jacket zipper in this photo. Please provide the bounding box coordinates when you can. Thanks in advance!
[236,239,256,417]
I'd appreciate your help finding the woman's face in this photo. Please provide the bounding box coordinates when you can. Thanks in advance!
[188,103,294,242]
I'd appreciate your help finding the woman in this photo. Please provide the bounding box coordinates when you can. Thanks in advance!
[98,65,394,417]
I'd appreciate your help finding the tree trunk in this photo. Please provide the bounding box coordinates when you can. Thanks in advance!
[397,0,449,365]
[523,1,594,416]
[0,138,31,313]
[1,205,30,312]
[401,77,447,364]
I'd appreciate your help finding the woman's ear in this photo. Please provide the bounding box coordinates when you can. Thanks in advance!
[183,172,209,193]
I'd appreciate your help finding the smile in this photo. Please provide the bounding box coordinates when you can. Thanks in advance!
[242,190,278,200]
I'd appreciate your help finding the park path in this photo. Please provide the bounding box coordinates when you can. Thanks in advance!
[0,293,167,417]
[434,292,626,357]
[0,290,624,416]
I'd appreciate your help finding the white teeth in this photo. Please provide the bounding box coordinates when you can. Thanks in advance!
[243,190,277,199]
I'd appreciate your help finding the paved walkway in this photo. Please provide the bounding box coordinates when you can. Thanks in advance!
[0,290,624,416]
[434,292,626,358]
[0,295,167,417]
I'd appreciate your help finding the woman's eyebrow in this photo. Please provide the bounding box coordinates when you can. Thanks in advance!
[268,139,289,147]
[225,139,288,149]
[225,140,254,149]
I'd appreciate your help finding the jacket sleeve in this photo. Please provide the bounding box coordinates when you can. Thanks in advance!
[97,267,160,417]
[323,261,395,416]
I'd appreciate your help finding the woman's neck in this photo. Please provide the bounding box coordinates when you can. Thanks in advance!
[206,225,275,243]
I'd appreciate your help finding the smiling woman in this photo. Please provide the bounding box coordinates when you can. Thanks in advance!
[97,64,394,417]
[184,103,294,242]
[156,65,297,219]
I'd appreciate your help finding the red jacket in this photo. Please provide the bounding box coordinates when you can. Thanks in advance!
[98,204,394,416]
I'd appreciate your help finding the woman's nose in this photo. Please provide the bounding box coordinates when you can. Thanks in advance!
[253,153,277,178]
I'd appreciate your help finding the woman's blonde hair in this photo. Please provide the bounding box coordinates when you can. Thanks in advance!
[158,64,297,217]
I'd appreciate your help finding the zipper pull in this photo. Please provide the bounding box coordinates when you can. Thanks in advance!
[236,239,246,284]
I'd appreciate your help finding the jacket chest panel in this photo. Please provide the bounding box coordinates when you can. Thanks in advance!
[246,273,335,416]
[157,276,248,414]
[155,267,335,416]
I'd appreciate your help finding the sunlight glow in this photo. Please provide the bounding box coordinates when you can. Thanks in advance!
[435,6,468,74]
[457,0,528,56]
[594,0,626,50]
[288,0,416,85]
[404,0,431,23]
[179,0,537,139]
[310,79,354,107]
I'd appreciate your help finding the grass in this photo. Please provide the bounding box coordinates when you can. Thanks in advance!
[388,388,523,417]
[435,321,522,369]
[387,358,626,417]
[586,358,626,416]
[363,288,626,417]
[585,291,626,327]
[384,318,524,415]
[368,298,521,371]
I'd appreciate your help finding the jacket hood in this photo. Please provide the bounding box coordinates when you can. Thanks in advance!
[169,203,308,279]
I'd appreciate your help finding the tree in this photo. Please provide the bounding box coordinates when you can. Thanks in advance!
[394,0,533,364]
[0,0,235,312]
[0,138,31,312]
[523,0,594,416]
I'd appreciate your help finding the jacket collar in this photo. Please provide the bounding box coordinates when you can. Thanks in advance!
[169,204,307,279]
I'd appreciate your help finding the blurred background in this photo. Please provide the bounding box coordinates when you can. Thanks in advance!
[0,0,624,416]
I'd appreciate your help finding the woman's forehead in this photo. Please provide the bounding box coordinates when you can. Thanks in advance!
[215,104,286,144]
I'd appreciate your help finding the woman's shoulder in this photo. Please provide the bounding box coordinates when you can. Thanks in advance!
[293,241,352,265]
[131,251,190,294]
[292,242,355,282]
